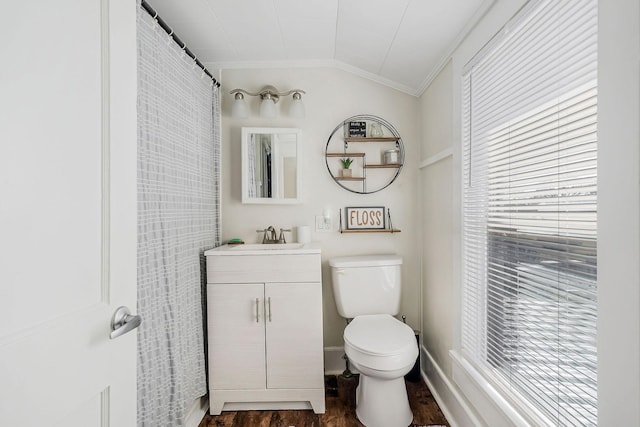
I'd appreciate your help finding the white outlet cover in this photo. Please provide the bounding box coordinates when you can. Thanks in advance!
[315,215,332,232]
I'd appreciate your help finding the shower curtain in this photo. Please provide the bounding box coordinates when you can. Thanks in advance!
[136,4,221,426]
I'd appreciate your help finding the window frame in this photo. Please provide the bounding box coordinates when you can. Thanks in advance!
[451,0,599,425]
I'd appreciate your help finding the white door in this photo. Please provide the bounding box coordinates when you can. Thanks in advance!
[208,283,266,390]
[0,0,138,426]
[265,282,324,389]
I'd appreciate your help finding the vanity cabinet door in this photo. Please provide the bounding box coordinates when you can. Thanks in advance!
[265,282,324,389]
[208,283,266,390]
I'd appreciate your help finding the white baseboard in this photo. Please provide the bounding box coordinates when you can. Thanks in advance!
[185,395,209,427]
[450,351,541,427]
[420,345,484,427]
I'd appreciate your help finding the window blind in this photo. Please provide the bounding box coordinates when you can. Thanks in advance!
[461,0,597,425]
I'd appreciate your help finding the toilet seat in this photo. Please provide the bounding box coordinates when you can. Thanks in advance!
[344,314,417,371]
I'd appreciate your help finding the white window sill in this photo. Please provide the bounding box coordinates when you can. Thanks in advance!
[449,350,554,427]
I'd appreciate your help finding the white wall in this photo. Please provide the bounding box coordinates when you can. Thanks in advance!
[418,0,640,426]
[213,66,421,348]
[597,0,640,423]
[419,60,454,377]
[200,1,640,424]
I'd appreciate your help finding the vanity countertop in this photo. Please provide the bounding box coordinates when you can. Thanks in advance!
[205,242,321,256]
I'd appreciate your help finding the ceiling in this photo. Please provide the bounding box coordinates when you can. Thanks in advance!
[146,0,490,96]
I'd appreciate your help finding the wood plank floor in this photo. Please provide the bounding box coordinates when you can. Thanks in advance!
[198,375,450,427]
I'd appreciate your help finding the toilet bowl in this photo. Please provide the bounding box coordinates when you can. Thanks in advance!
[329,254,417,427]
[344,314,418,427]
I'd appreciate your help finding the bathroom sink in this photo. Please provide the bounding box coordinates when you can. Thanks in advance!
[230,243,305,251]
[205,242,320,256]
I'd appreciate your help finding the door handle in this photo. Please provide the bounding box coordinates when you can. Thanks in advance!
[110,306,142,339]
[255,298,260,323]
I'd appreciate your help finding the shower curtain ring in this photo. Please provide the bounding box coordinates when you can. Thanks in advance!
[151,11,159,29]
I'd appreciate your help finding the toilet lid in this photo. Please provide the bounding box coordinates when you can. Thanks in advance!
[344,314,415,356]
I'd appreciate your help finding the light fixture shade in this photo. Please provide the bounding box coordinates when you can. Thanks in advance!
[289,96,305,118]
[231,95,249,118]
[230,87,305,119]
[260,98,277,118]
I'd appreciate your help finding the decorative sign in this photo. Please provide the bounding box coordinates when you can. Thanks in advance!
[346,206,386,230]
[346,121,367,137]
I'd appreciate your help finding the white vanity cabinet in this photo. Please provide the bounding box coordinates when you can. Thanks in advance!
[205,244,325,414]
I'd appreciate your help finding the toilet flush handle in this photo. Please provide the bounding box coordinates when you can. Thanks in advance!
[335,269,346,274]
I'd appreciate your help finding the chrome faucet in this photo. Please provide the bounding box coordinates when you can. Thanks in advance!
[266,226,277,243]
[256,226,278,244]
[256,226,291,244]
[278,228,291,243]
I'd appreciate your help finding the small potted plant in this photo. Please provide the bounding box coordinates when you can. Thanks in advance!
[340,157,354,177]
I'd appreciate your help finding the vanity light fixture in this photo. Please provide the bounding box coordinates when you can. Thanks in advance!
[230,85,306,119]
[231,92,249,119]
[289,91,305,118]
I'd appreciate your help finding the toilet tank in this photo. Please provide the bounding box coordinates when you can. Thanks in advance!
[329,254,402,318]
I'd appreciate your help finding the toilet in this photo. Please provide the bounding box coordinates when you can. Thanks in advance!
[329,254,418,427]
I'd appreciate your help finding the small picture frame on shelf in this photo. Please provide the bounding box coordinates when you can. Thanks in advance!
[345,121,367,137]
[345,206,386,230]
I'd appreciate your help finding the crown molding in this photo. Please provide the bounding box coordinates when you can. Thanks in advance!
[204,58,421,97]
[332,60,420,97]
[416,0,496,97]
[204,58,334,71]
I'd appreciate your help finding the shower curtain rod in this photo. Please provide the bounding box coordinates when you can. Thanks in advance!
[141,0,220,87]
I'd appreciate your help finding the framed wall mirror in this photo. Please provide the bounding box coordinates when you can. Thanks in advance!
[241,127,302,204]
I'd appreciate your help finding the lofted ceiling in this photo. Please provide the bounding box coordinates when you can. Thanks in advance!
[146,0,490,96]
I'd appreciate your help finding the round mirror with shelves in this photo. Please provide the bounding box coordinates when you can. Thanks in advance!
[325,115,404,194]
